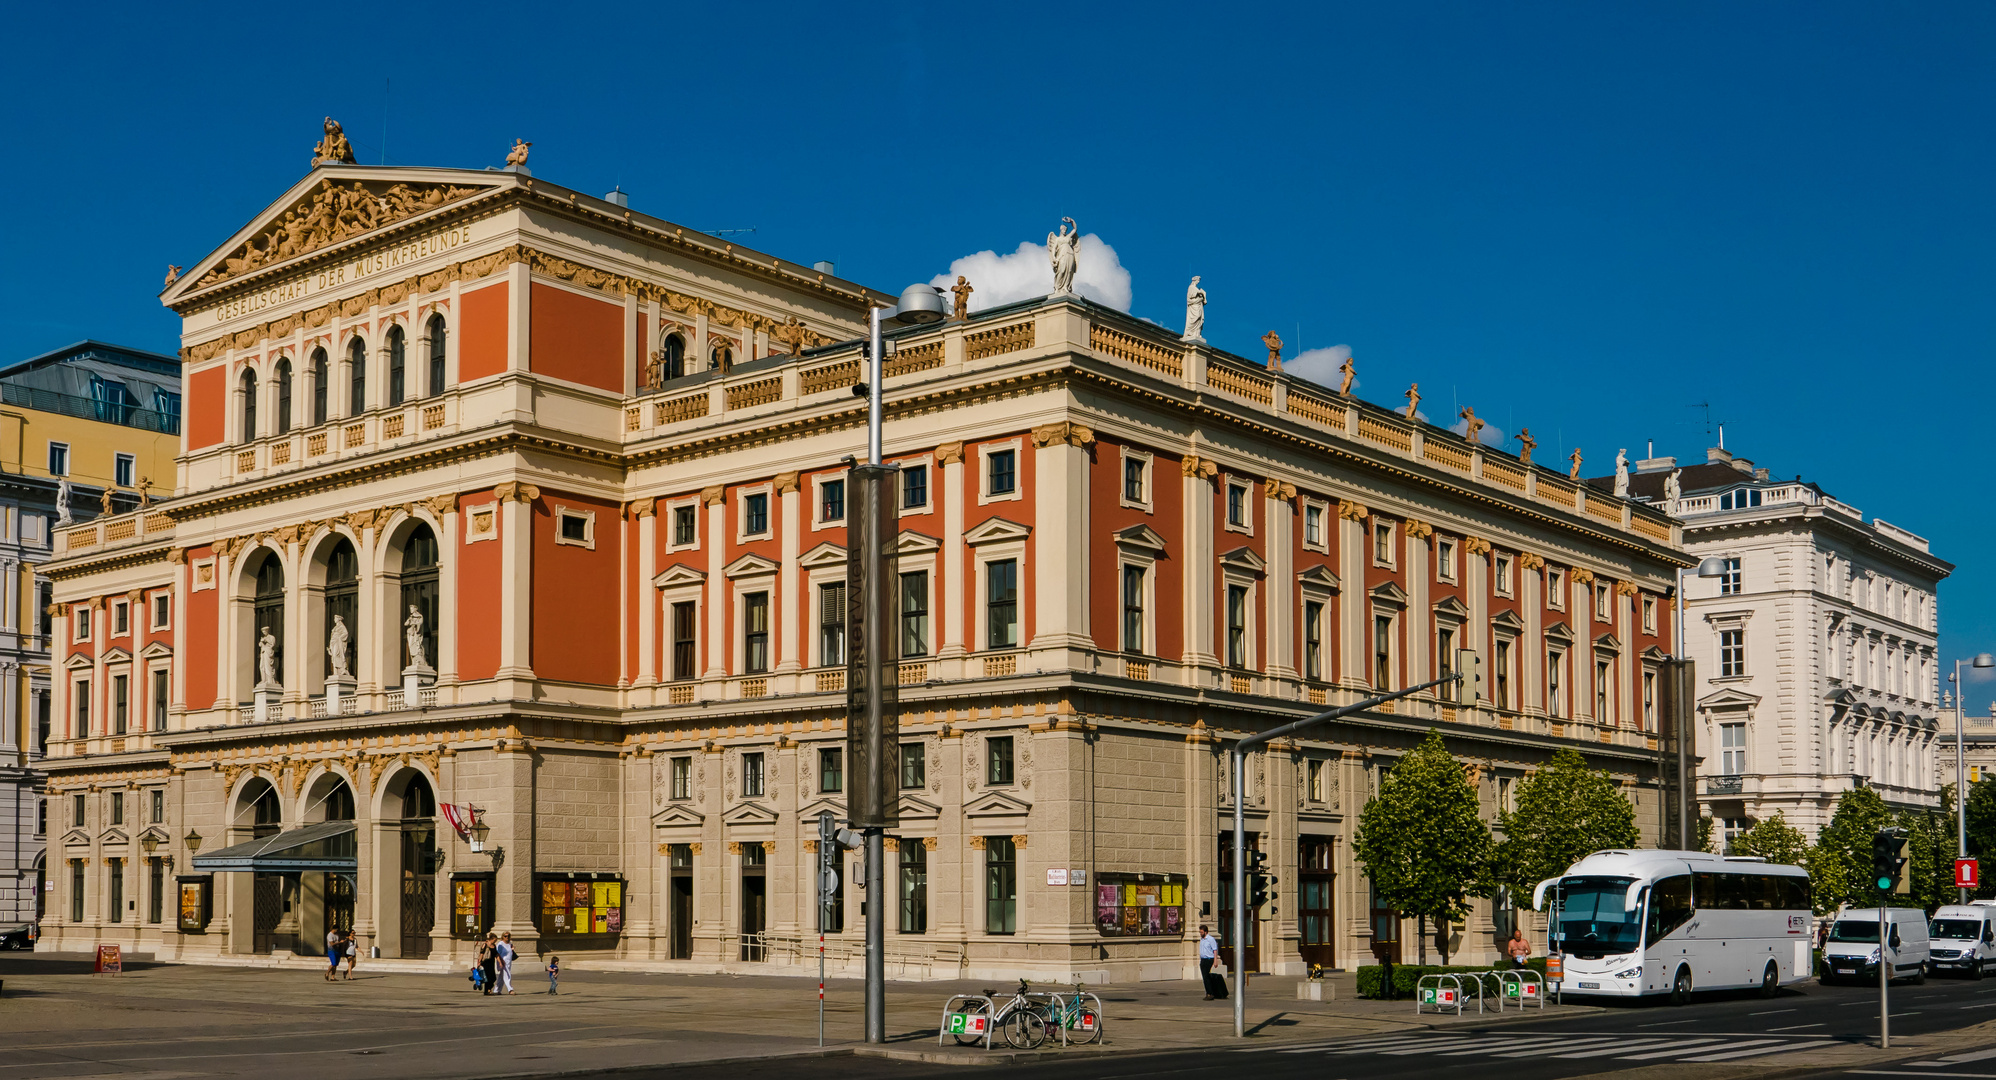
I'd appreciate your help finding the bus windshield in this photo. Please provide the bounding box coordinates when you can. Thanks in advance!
[1932,919,1984,941]
[1829,920,1880,943]
[1556,876,1643,957]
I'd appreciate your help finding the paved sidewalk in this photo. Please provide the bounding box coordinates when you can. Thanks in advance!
[0,957,1575,1078]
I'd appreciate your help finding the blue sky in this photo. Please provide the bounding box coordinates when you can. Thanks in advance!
[4,2,1991,706]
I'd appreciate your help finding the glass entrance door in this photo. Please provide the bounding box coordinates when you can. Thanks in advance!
[1298,837,1336,970]
[1217,831,1260,974]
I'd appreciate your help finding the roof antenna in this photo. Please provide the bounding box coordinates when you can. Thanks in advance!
[1718,423,1725,451]
[381,79,389,165]
[1647,439,1653,460]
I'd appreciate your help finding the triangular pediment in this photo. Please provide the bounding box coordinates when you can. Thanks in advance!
[1432,596,1470,619]
[64,652,94,671]
[61,828,89,847]
[722,800,779,826]
[100,828,129,846]
[1368,580,1408,605]
[1641,645,1671,662]
[964,517,1032,545]
[100,646,133,664]
[1594,632,1622,651]
[1219,546,1266,573]
[1491,609,1525,632]
[1544,620,1575,644]
[654,563,707,588]
[1115,524,1169,553]
[140,641,174,660]
[897,793,943,821]
[1297,565,1340,591]
[895,531,941,555]
[797,795,847,820]
[800,542,848,568]
[171,167,509,300]
[1698,687,1761,710]
[964,788,1034,817]
[724,552,780,578]
[651,802,706,827]
[139,826,170,846]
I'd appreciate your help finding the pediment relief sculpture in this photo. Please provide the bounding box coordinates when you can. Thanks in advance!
[195,178,486,289]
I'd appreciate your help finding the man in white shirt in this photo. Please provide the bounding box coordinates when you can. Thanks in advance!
[1198,925,1228,1000]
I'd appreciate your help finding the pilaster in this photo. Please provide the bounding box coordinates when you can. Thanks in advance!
[1029,422,1093,662]
[1181,454,1219,675]
[633,500,657,687]
[495,482,537,684]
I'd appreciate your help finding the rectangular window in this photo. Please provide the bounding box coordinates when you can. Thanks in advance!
[73,792,85,827]
[987,449,1016,495]
[70,861,84,923]
[114,453,136,487]
[819,747,843,793]
[1437,538,1457,581]
[899,842,929,934]
[152,669,168,729]
[1227,584,1250,668]
[1595,659,1613,722]
[901,464,928,509]
[1308,759,1327,802]
[985,836,1017,934]
[1595,583,1611,621]
[900,570,930,657]
[742,592,770,674]
[111,791,124,825]
[109,859,123,922]
[48,442,69,476]
[75,607,91,642]
[1642,596,1657,634]
[985,559,1018,649]
[114,602,129,636]
[112,674,128,735]
[1642,670,1657,729]
[1123,456,1145,502]
[742,752,765,798]
[150,788,164,824]
[1494,639,1512,709]
[821,478,845,522]
[1304,504,1324,547]
[987,736,1015,785]
[1720,628,1745,677]
[1122,565,1146,654]
[153,593,170,629]
[1438,626,1456,684]
[743,492,769,536]
[558,512,589,544]
[36,798,46,836]
[1373,522,1393,563]
[1373,615,1393,688]
[1303,600,1325,681]
[1227,483,1248,527]
[1547,650,1565,716]
[1548,568,1565,607]
[148,857,165,923]
[901,741,925,789]
[74,678,89,736]
[1720,722,1746,774]
[671,601,697,681]
[1720,557,1742,596]
[672,505,696,547]
[670,756,691,800]
[819,582,846,666]
[1495,554,1513,594]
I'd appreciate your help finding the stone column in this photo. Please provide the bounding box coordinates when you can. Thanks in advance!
[214,546,236,710]
[1029,423,1093,665]
[490,739,538,949]
[1181,455,1219,676]
[283,537,307,712]
[1404,521,1431,687]
[495,483,538,683]
[436,497,460,688]
[1337,503,1368,688]
[702,486,726,681]
[633,500,657,687]
[1521,556,1544,713]
[1573,570,1596,721]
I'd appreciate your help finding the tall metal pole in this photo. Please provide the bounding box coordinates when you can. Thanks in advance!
[1959,660,1969,905]
[1673,568,1693,850]
[1232,749,1247,1039]
[1880,898,1890,1048]
[868,307,884,466]
[863,304,886,1044]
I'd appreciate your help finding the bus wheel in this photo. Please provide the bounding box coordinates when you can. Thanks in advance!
[1670,967,1692,1006]
[1758,961,1779,999]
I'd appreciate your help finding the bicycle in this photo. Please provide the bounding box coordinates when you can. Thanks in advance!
[948,979,1047,1048]
[1035,981,1103,1045]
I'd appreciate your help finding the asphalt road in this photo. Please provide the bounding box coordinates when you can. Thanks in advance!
[562,974,1996,1080]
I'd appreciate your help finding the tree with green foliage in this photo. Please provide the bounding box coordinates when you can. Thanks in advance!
[1903,796,1959,914]
[1694,815,1716,854]
[1815,787,1896,911]
[1965,778,1996,900]
[1489,748,1640,909]
[1731,813,1808,866]
[1353,729,1493,964]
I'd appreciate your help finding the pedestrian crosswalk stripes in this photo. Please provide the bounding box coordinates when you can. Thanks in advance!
[1256,1030,1820,1064]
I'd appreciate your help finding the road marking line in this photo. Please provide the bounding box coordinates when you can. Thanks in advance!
[1639,1019,1700,1027]
[1614,1038,1759,1060]
[1928,1049,1996,1065]
[1681,1043,1803,1062]
[1549,1039,1684,1059]
[1490,1038,1629,1058]
[1768,1023,1826,1031]
[1750,1009,1798,1016]
[1376,1041,1489,1056]
[1849,1072,1996,1078]
[1433,1038,1572,1056]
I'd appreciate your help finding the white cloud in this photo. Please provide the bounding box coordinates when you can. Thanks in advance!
[931,233,1133,313]
[1449,415,1509,447]
[1286,345,1353,391]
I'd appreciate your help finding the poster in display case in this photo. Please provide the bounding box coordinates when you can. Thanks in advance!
[536,875,624,938]
[1093,873,1186,938]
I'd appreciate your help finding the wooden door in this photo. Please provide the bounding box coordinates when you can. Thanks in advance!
[1218,831,1261,974]
[1298,837,1336,971]
[252,874,282,954]
[1369,879,1402,965]
[670,873,693,959]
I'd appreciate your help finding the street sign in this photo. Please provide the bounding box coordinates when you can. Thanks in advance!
[822,868,840,896]
[1420,987,1458,1005]
[944,1012,989,1035]
[1959,858,1980,889]
[1047,868,1068,886]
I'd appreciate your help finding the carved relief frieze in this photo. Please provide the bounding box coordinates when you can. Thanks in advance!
[195,179,486,289]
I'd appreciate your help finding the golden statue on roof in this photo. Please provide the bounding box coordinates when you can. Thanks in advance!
[312,117,356,167]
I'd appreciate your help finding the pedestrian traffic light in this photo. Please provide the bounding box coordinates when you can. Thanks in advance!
[1246,850,1276,916]
[1873,828,1909,893]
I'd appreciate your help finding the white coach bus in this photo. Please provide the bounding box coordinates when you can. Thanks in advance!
[1533,849,1813,1004]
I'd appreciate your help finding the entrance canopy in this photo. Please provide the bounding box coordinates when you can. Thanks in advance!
[191,821,358,874]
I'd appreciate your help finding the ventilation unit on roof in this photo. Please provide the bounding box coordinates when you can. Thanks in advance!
[814,261,836,275]
[605,187,629,208]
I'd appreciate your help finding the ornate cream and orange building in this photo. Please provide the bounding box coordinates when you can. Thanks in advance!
[38,148,1689,978]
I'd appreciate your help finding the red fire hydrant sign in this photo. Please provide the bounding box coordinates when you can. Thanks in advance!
[1958,858,1979,888]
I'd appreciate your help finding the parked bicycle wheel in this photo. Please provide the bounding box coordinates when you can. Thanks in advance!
[1070,1005,1103,1045]
[1003,1008,1047,1049]
[950,1000,992,1046]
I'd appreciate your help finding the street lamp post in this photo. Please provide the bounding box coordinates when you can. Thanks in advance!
[1671,556,1730,849]
[851,283,945,1045]
[1954,653,1996,902]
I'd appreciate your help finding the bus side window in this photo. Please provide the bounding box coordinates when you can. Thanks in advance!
[1776,875,1811,911]
[1692,872,1719,909]
[1647,874,1693,941]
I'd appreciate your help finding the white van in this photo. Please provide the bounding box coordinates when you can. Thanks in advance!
[1929,905,1996,978]
[1822,908,1930,984]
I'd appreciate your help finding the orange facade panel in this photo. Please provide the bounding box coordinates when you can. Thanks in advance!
[459,281,510,382]
[186,365,226,450]
[530,283,623,393]
[532,489,621,685]
[185,551,216,709]
[457,495,502,681]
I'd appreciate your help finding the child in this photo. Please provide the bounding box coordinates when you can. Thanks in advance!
[546,954,560,996]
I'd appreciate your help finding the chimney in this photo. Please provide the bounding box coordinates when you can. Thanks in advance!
[1754,467,1769,481]
[1706,446,1733,464]
[813,261,836,275]
[604,187,630,208]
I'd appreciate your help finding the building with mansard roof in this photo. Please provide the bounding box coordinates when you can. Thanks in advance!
[36,151,1688,978]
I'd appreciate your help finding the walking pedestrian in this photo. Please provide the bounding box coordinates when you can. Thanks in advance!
[325,926,343,982]
[1506,928,1532,968]
[1198,925,1228,1000]
[498,931,517,995]
[343,930,360,980]
[545,954,560,996]
[478,933,499,995]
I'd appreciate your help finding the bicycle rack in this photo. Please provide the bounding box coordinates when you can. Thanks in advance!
[1415,973,1467,1016]
[1496,969,1546,1010]
[1040,989,1105,1047]
[1458,970,1503,1013]
[938,994,997,1049]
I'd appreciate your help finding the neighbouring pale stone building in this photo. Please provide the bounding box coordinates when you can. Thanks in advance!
[37,146,1689,980]
[1595,446,1952,845]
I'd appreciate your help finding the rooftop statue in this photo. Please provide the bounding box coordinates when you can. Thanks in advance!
[1047,218,1080,295]
[1459,406,1485,445]
[951,276,974,321]
[312,117,355,167]
[507,139,532,168]
[1613,449,1630,497]
[1262,330,1283,371]
[1182,277,1206,341]
[1516,428,1536,464]
[1404,382,1421,420]
[1338,354,1356,397]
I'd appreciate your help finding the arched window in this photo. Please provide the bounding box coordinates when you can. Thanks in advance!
[347,337,366,416]
[274,358,293,435]
[239,368,258,441]
[252,552,285,687]
[386,325,406,406]
[243,780,282,838]
[426,314,447,396]
[322,781,355,821]
[662,334,685,382]
[324,538,358,682]
[400,773,436,819]
[310,348,329,426]
[400,525,439,672]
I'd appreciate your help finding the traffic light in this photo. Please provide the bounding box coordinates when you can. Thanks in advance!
[1246,850,1277,916]
[1873,828,1909,894]
[1455,649,1484,703]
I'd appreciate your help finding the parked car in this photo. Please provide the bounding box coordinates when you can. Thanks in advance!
[1822,907,1929,984]
[0,922,36,949]
[1930,905,1996,978]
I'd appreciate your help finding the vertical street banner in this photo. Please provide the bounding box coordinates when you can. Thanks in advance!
[846,464,900,829]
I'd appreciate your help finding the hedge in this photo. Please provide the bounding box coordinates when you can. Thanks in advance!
[1356,957,1551,999]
